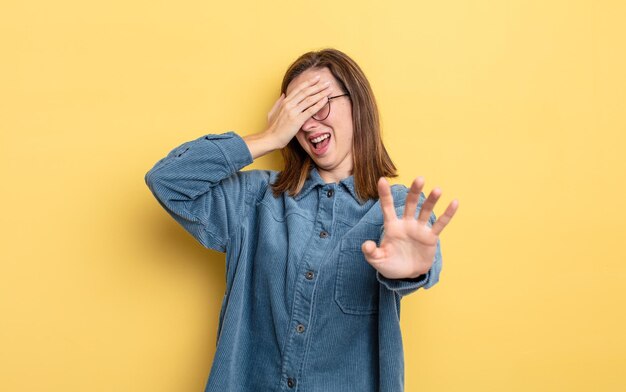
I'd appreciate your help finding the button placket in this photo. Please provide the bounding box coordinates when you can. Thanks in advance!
[280,185,335,390]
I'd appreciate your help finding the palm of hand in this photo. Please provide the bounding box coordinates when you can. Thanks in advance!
[362,177,459,280]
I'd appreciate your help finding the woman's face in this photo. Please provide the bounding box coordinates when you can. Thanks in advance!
[286,66,354,183]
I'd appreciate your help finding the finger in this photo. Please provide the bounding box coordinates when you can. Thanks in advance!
[288,76,330,106]
[268,93,285,122]
[283,75,321,104]
[361,240,385,263]
[296,74,321,93]
[302,95,329,119]
[284,82,330,116]
[403,176,425,219]
[299,87,333,115]
[431,199,459,236]
[378,177,398,223]
[417,187,442,224]
[295,81,331,108]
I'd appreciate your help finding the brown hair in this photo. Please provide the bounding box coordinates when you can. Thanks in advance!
[271,48,397,202]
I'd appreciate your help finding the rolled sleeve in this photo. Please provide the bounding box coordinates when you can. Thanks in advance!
[144,131,256,252]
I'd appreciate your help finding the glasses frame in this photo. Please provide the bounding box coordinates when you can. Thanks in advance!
[312,93,350,121]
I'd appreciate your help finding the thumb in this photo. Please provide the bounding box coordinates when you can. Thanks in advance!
[362,240,384,263]
[268,93,285,121]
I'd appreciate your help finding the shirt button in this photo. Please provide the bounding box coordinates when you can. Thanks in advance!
[319,230,328,238]
[296,324,306,333]
[327,189,334,197]
[305,271,314,280]
[287,378,296,388]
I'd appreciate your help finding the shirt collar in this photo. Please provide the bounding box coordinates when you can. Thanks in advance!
[293,166,364,204]
[293,166,326,200]
[338,174,365,204]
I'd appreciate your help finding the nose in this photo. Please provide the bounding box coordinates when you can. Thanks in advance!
[301,114,323,132]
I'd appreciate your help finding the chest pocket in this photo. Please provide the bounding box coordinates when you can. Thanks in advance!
[334,237,380,315]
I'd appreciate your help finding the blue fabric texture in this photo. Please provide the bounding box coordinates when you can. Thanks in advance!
[145,131,443,392]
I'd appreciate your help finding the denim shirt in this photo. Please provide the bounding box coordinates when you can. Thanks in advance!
[144,132,443,392]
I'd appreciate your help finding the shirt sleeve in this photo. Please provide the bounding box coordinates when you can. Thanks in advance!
[375,191,443,297]
[144,131,260,252]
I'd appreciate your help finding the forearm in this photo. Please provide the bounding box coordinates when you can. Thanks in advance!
[243,130,282,160]
[144,132,256,251]
[145,133,250,198]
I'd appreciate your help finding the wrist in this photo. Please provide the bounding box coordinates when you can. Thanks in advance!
[243,131,281,159]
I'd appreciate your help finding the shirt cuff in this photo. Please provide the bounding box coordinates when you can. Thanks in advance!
[203,131,253,173]
[376,270,430,294]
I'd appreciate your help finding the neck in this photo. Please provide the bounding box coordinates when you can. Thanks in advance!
[317,166,353,184]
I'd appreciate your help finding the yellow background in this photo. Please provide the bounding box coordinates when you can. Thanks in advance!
[2,0,625,391]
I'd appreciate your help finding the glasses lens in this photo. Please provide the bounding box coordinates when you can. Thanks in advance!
[312,100,330,120]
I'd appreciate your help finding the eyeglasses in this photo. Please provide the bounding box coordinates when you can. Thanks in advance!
[312,93,350,121]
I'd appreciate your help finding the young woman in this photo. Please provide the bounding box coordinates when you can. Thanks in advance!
[145,48,458,392]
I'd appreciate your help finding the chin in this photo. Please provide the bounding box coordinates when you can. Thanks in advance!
[312,155,333,167]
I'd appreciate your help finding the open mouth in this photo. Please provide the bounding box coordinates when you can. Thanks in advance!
[309,133,331,154]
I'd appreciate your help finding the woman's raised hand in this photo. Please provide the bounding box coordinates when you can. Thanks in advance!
[265,75,332,149]
[361,177,459,280]
[243,74,332,159]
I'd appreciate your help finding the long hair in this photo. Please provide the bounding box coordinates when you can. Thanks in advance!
[271,48,397,202]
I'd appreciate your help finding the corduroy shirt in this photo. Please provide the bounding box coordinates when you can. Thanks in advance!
[144,131,443,392]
